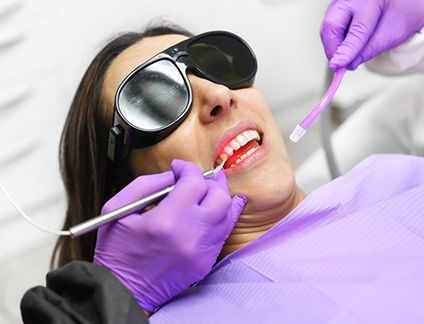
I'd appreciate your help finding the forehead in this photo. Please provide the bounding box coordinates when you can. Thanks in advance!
[102,33,189,105]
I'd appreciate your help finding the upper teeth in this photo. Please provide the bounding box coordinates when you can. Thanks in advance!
[216,129,260,166]
[237,129,260,146]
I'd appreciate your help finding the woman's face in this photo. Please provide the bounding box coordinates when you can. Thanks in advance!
[102,34,302,229]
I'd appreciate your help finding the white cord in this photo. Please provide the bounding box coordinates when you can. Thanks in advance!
[0,183,71,236]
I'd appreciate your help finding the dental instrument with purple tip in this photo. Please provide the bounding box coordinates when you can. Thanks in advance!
[289,67,346,143]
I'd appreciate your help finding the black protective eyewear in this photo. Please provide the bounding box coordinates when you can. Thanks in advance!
[108,30,258,162]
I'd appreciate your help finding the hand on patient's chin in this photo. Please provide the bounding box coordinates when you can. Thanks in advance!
[94,159,246,312]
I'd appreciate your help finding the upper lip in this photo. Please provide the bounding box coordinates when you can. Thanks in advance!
[214,121,263,163]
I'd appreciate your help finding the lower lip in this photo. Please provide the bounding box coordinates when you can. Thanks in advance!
[223,137,269,174]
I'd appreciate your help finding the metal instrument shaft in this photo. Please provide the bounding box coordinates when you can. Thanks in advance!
[69,169,216,237]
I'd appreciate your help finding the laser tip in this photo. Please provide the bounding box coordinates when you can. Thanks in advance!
[214,158,227,175]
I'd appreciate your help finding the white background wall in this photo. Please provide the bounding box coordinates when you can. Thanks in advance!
[0,0,402,322]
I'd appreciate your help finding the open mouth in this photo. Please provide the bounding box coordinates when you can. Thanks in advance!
[214,129,262,169]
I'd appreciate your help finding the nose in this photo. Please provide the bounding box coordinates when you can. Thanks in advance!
[188,74,238,124]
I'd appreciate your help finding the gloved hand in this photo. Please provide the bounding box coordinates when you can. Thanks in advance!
[93,159,246,313]
[320,0,424,71]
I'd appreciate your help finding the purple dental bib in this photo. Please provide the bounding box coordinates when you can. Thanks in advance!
[151,154,424,324]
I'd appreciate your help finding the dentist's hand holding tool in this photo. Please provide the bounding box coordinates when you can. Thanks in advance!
[93,159,246,313]
[320,0,424,71]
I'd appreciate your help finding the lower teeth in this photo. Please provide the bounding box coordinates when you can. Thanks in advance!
[230,147,258,168]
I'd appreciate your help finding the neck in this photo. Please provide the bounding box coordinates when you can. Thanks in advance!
[220,186,305,257]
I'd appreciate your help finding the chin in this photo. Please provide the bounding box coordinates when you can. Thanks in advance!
[228,161,296,213]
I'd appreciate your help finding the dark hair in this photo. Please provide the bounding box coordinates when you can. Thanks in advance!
[52,22,194,269]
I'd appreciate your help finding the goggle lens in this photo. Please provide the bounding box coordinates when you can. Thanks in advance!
[118,60,189,130]
[187,34,255,84]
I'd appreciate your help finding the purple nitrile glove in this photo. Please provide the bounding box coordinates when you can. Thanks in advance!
[320,0,424,71]
[93,159,246,313]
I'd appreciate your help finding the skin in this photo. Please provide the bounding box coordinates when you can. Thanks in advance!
[102,34,305,257]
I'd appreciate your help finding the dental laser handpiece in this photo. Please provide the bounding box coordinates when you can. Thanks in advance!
[68,168,219,238]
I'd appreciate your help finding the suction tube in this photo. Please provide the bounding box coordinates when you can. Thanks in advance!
[290,67,346,143]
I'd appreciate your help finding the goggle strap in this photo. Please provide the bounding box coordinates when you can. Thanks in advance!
[108,125,130,162]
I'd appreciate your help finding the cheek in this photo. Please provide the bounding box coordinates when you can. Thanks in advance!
[245,88,272,114]
[129,123,202,175]
[130,145,180,175]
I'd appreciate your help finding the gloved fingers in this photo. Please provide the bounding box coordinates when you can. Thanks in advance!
[348,13,418,70]
[169,159,209,204]
[199,171,245,237]
[331,4,382,70]
[204,167,229,195]
[203,194,247,245]
[320,1,354,62]
[125,160,208,233]
[196,193,246,246]
[198,171,233,225]
[322,1,382,71]
[101,170,175,214]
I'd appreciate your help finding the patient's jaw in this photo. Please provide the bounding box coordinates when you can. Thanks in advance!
[103,34,305,254]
